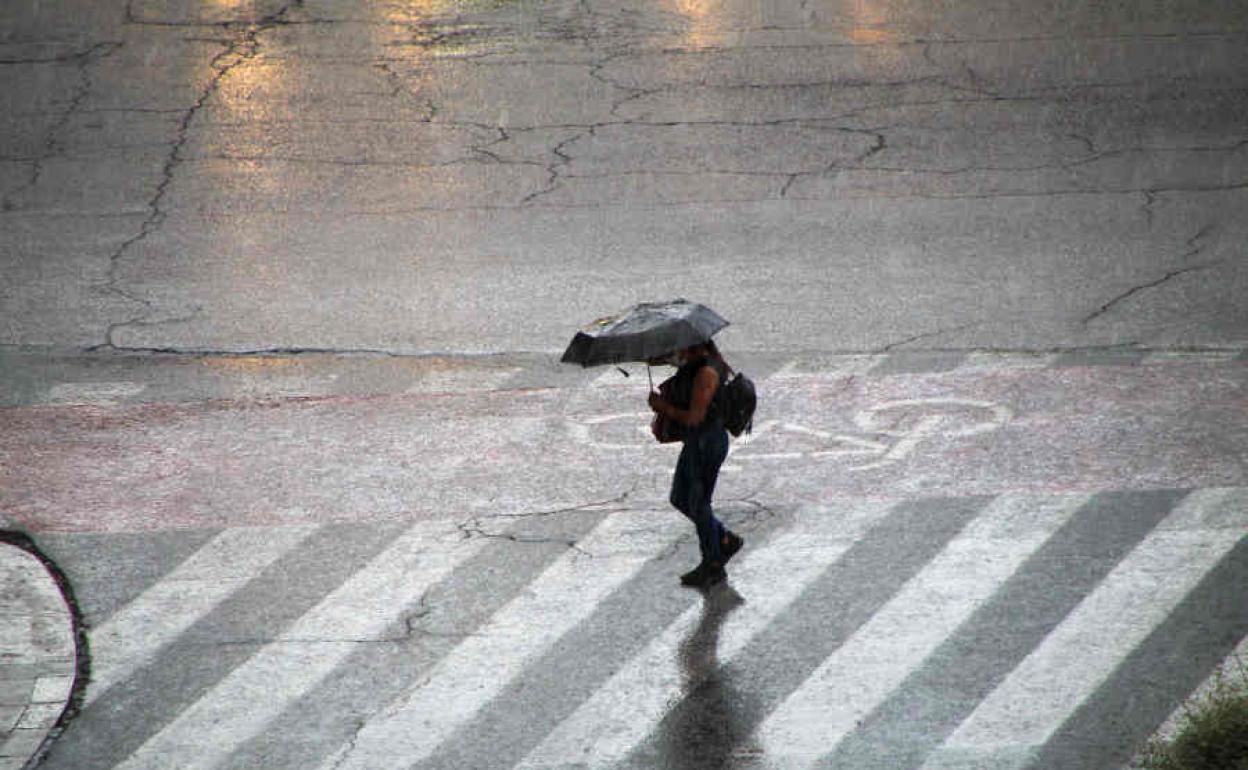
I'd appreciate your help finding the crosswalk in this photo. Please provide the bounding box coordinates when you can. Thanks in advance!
[34,487,1248,770]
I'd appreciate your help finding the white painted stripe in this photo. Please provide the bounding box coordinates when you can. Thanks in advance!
[87,526,318,705]
[751,493,1092,770]
[921,489,1245,770]
[47,381,148,404]
[115,519,486,770]
[515,499,899,770]
[1140,350,1240,366]
[405,365,521,394]
[317,508,683,770]
[767,355,884,380]
[958,352,1060,371]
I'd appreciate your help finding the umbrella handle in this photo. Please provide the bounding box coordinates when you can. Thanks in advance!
[647,364,653,391]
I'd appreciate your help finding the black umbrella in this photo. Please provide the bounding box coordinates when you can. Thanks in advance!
[560,299,729,371]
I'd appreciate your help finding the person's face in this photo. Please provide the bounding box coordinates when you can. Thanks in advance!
[670,345,701,366]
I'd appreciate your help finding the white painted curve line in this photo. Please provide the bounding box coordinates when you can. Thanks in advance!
[318,509,682,770]
[751,493,1092,770]
[515,499,899,770]
[957,352,1060,372]
[87,526,318,706]
[767,355,884,381]
[920,488,1246,770]
[115,519,485,770]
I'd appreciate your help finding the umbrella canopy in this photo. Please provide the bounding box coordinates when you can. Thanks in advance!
[560,299,729,367]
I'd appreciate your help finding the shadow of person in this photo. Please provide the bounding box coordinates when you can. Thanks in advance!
[644,581,765,770]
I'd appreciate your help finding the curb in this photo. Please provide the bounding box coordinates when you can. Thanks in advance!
[0,532,89,770]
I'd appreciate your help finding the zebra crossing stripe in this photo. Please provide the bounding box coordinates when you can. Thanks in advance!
[618,496,994,769]
[919,488,1248,770]
[1029,537,1248,770]
[112,519,486,770]
[749,493,1091,769]
[317,508,683,770]
[1148,596,1248,750]
[817,488,1189,770]
[86,525,319,705]
[514,499,900,770]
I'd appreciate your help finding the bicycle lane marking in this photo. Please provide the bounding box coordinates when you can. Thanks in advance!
[561,359,1246,499]
[563,398,1012,472]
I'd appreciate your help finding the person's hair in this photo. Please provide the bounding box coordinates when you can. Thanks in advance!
[703,339,725,366]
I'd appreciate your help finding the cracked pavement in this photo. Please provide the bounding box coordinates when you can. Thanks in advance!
[3,0,1247,354]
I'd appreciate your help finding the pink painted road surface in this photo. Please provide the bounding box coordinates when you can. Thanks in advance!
[1,361,1244,533]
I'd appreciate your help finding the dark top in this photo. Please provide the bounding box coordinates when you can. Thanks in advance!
[669,355,727,438]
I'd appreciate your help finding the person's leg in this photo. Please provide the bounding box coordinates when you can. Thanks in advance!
[696,429,743,563]
[670,435,723,566]
[692,429,730,565]
[670,441,695,521]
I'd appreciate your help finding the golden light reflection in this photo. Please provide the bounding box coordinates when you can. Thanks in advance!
[375,0,472,25]
[663,0,724,50]
[213,53,290,125]
[847,0,902,44]
[671,0,716,17]
[195,23,299,292]
[201,356,303,373]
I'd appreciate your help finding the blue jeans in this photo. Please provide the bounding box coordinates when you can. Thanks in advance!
[669,425,730,564]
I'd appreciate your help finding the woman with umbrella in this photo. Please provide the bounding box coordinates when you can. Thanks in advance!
[561,299,744,589]
[647,338,744,589]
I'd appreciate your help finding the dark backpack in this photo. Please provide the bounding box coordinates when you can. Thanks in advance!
[719,365,756,437]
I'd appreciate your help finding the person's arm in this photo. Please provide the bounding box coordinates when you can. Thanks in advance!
[648,366,718,427]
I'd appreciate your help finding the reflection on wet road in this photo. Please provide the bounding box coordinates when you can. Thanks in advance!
[653,583,758,770]
[3,0,1246,354]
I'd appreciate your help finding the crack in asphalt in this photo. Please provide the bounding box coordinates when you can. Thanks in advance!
[722,493,781,527]
[470,483,641,520]
[97,1,303,351]
[782,179,1248,204]
[830,139,1248,177]
[326,717,367,770]
[452,483,646,557]
[1083,225,1224,325]
[520,127,590,205]
[456,519,596,558]
[783,126,886,197]
[2,42,121,212]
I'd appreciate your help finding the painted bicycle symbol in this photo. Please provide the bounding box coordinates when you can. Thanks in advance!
[566,398,1012,471]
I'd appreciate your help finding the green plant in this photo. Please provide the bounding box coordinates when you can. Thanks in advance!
[1140,661,1248,770]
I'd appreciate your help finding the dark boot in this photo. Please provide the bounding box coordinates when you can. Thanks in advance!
[680,560,726,589]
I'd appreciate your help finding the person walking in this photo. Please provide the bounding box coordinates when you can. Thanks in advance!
[647,339,744,589]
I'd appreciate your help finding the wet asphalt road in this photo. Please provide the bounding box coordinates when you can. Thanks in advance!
[3,1,1248,769]
[4,0,1248,355]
